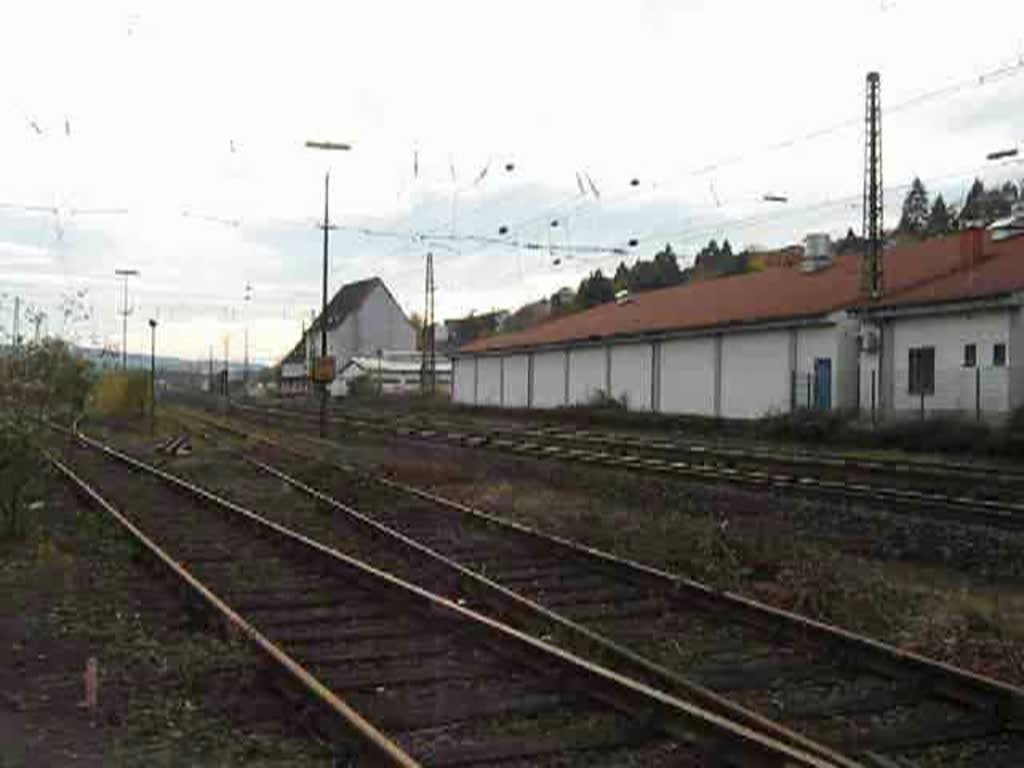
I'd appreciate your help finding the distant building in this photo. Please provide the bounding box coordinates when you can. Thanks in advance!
[745,245,804,270]
[279,339,310,395]
[443,310,510,354]
[335,350,452,397]
[278,277,418,395]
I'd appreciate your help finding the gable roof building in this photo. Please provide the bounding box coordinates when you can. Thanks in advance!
[278,276,418,393]
[453,230,1024,420]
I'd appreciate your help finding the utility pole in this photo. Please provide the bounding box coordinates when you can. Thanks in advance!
[305,139,351,438]
[422,251,436,393]
[862,71,884,298]
[223,334,230,405]
[12,296,20,348]
[319,171,331,437]
[243,282,252,391]
[148,319,157,435]
[115,269,140,369]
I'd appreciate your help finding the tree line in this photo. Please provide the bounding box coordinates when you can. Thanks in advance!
[897,176,1021,239]
[497,174,1024,334]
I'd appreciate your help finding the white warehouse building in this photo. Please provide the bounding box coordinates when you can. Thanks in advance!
[453,226,1024,421]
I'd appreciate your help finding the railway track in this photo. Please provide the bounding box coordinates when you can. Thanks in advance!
[230,399,1024,531]
[48,423,835,768]
[334,405,1024,497]
[176,406,1024,767]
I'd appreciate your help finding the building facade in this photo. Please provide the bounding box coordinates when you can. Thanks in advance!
[453,229,1024,421]
[278,277,419,396]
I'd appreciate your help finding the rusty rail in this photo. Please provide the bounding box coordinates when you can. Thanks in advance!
[62,422,844,768]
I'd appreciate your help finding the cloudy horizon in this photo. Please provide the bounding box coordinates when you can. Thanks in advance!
[2,0,1023,363]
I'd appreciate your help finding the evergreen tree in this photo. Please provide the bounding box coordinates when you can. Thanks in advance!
[720,239,734,259]
[652,243,682,286]
[695,239,721,266]
[926,194,952,237]
[836,227,863,254]
[613,262,630,292]
[898,177,929,236]
[574,270,614,310]
[961,178,986,223]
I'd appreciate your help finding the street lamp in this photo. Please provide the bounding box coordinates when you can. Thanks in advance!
[305,138,352,438]
[114,268,140,370]
[148,318,157,435]
[243,282,252,390]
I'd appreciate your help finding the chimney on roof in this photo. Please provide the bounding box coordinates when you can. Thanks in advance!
[800,233,832,272]
[960,227,985,272]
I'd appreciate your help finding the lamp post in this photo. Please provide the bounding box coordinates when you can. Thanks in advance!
[243,282,252,392]
[114,269,139,369]
[148,318,157,435]
[305,139,352,438]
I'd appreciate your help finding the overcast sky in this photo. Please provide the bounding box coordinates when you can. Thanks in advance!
[1,0,1023,362]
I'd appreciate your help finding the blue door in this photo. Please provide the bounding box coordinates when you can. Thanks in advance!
[814,358,832,410]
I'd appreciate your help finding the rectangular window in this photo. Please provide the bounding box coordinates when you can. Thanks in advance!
[908,346,935,395]
[994,342,1007,367]
[963,343,977,368]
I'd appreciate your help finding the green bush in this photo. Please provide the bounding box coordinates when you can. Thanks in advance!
[0,339,94,418]
[873,416,993,454]
[758,408,848,443]
[346,373,380,398]
[0,415,43,540]
[88,370,150,419]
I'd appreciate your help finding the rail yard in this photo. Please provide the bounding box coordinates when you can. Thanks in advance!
[6,6,1024,763]
[4,393,1017,767]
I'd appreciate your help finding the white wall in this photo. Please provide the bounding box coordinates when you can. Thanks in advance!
[453,357,474,404]
[568,347,606,405]
[890,310,1011,414]
[532,350,565,408]
[610,343,653,410]
[659,337,716,415]
[793,325,836,409]
[477,356,502,406]
[307,283,417,372]
[503,354,529,407]
[721,330,790,418]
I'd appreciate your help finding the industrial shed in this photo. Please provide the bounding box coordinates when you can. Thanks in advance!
[454,226,1024,420]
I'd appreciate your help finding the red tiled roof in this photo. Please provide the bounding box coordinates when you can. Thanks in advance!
[460,231,1024,353]
[859,236,1024,309]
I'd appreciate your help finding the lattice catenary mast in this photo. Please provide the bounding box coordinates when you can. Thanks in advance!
[422,251,436,392]
[862,71,884,298]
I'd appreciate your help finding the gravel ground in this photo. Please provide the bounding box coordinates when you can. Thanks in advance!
[0,458,335,767]
[221,413,1024,688]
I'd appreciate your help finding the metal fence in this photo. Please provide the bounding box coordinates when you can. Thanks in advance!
[872,365,1024,421]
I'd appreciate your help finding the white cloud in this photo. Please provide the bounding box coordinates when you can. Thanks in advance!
[1,0,1023,360]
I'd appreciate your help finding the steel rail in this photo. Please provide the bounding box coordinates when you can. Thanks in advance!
[64,422,842,768]
[46,450,419,768]
[236,401,1024,530]
[191,406,1024,732]
[345,404,1024,488]
[251,456,859,768]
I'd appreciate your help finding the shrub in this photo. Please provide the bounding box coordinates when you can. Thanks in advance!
[585,389,628,410]
[346,373,379,398]
[0,415,43,540]
[88,370,150,419]
[873,416,992,454]
[0,340,94,418]
[758,408,848,443]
